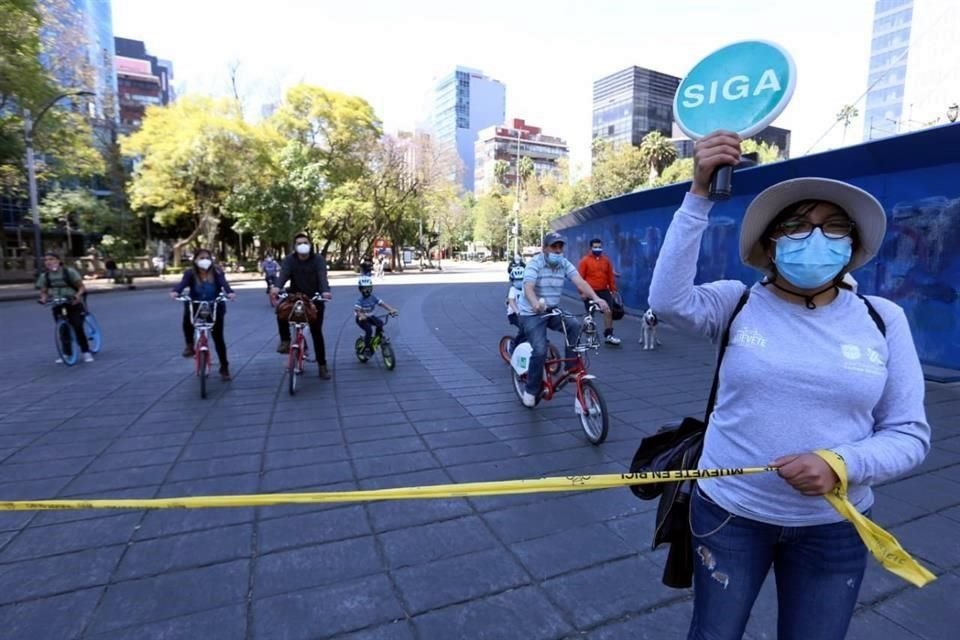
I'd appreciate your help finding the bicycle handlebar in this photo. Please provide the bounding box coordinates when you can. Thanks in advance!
[175,293,230,304]
[275,291,327,302]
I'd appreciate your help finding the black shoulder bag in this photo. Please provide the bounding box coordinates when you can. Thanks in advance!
[628,291,750,588]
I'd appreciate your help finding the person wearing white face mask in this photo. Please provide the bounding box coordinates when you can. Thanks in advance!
[648,131,930,640]
[271,232,334,379]
[169,249,237,380]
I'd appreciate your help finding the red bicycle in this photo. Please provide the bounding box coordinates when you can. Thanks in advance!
[277,292,325,396]
[510,302,609,444]
[175,293,229,399]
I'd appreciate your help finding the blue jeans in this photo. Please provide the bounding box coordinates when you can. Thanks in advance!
[356,315,384,349]
[687,486,868,640]
[519,313,581,396]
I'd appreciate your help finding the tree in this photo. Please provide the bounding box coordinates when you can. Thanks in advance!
[590,139,648,200]
[639,131,677,182]
[123,97,262,266]
[38,187,115,252]
[493,159,510,187]
[472,192,510,256]
[518,156,535,191]
[740,139,781,164]
[836,104,860,144]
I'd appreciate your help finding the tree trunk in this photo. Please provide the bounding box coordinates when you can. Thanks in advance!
[172,222,204,268]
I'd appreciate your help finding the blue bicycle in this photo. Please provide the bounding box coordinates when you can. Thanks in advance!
[43,297,102,366]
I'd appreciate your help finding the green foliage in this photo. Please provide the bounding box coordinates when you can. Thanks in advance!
[639,130,678,181]
[590,139,648,200]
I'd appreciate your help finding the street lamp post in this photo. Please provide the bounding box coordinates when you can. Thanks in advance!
[513,129,521,258]
[23,90,95,273]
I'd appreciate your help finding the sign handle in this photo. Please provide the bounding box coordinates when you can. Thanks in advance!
[708,153,759,201]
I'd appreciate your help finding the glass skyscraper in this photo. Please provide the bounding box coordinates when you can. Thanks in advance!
[431,67,506,192]
[863,0,913,140]
[592,66,680,153]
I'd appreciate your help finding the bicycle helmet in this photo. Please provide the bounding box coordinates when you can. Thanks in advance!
[358,275,374,297]
[509,264,525,283]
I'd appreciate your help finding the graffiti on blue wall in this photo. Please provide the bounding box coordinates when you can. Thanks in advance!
[554,124,960,370]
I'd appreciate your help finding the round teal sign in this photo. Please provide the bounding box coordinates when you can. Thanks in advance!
[674,40,796,140]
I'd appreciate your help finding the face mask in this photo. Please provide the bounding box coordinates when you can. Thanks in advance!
[774,229,852,289]
[360,289,372,298]
[591,247,602,256]
[196,258,212,270]
[295,243,311,255]
[545,252,563,267]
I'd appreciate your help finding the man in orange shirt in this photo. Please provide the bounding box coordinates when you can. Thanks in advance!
[578,238,621,345]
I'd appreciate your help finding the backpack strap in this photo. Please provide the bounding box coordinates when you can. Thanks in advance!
[856,293,887,337]
[703,290,751,425]
[44,269,79,291]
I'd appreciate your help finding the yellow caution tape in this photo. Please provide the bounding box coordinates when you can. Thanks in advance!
[815,450,936,588]
[0,458,936,587]
[0,467,771,511]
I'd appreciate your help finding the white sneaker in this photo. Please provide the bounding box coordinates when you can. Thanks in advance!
[605,335,622,345]
[55,358,64,364]
[81,353,94,363]
[521,391,537,408]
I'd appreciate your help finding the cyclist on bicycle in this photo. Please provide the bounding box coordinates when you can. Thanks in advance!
[506,263,526,348]
[271,232,333,379]
[37,251,94,364]
[260,253,280,293]
[354,276,398,356]
[518,232,609,407]
[169,249,237,380]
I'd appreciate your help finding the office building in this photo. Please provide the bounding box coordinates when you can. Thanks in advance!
[431,66,506,191]
[474,119,569,195]
[114,37,174,133]
[863,0,960,140]
[592,66,680,154]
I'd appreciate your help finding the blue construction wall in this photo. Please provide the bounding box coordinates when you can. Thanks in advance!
[553,124,960,371]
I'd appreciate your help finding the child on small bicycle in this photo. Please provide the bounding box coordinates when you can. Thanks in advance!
[354,276,398,356]
[506,262,526,350]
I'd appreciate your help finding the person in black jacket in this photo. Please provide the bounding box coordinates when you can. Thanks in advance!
[271,232,333,379]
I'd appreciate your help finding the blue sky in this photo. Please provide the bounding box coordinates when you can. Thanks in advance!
[112,0,876,174]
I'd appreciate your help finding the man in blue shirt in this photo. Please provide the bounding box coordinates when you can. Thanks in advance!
[518,231,609,407]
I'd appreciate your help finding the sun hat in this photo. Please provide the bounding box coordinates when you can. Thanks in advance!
[739,177,887,275]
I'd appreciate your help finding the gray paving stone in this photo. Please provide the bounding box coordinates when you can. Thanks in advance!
[588,599,694,639]
[510,522,635,580]
[541,555,672,629]
[61,464,170,496]
[0,587,103,639]
[888,514,960,570]
[422,428,498,449]
[134,508,255,541]
[482,494,604,544]
[0,545,123,605]
[0,456,95,483]
[264,445,349,470]
[338,621,415,640]
[166,453,261,482]
[189,425,265,443]
[8,439,111,463]
[379,515,500,568]
[844,609,921,640]
[354,451,439,479]
[433,441,516,465]
[349,436,427,459]
[261,460,354,492]
[85,560,249,635]
[84,603,247,640]
[393,547,529,614]
[266,431,342,451]
[875,475,960,512]
[254,535,381,597]
[344,422,418,443]
[86,446,183,473]
[158,473,260,499]
[105,433,191,454]
[257,505,371,554]
[115,523,253,580]
[0,512,140,562]
[412,585,572,639]
[179,437,264,462]
[873,571,960,640]
[252,573,405,639]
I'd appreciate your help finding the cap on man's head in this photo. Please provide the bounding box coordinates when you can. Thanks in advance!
[543,231,565,247]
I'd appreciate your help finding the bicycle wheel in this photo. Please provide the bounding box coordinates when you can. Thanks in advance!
[545,343,562,374]
[499,335,513,363]
[355,337,369,363]
[198,350,208,399]
[84,313,102,354]
[512,370,530,406]
[55,320,79,366]
[288,345,299,396]
[381,342,396,371]
[577,379,609,445]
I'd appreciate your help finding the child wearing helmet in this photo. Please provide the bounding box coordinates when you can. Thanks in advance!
[505,263,527,349]
[355,276,398,355]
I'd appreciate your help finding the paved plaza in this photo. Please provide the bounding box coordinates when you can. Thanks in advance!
[0,264,957,639]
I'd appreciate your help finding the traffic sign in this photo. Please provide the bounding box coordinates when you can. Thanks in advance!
[674,40,796,140]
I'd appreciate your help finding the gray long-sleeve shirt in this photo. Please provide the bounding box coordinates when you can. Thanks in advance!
[649,193,930,526]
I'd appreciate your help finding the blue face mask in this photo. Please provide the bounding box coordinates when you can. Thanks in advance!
[774,229,853,289]
[591,248,602,256]
[545,252,563,267]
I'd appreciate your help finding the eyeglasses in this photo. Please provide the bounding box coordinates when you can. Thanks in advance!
[776,218,855,240]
